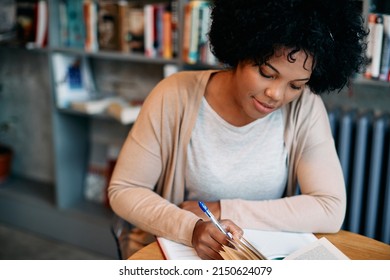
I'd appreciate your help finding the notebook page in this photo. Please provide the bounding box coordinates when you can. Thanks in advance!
[157,237,200,260]
[243,229,317,260]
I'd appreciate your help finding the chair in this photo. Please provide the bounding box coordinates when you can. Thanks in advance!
[110,214,133,260]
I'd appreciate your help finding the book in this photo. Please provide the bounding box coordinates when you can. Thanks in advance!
[126,3,145,53]
[181,1,192,62]
[83,0,98,52]
[70,97,121,114]
[117,0,129,52]
[58,0,68,46]
[364,13,377,79]
[143,4,156,57]
[171,0,179,57]
[0,0,17,43]
[379,14,390,82]
[52,53,95,108]
[66,0,86,49]
[187,1,201,64]
[15,0,36,46]
[142,2,173,58]
[284,237,350,260]
[182,1,214,64]
[371,14,384,79]
[157,229,349,260]
[70,97,142,124]
[97,0,120,51]
[197,2,216,65]
[31,0,48,48]
[106,100,142,125]
[162,7,173,58]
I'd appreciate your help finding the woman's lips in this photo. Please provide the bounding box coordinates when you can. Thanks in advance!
[252,97,275,114]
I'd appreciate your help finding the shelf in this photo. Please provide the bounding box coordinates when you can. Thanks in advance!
[353,75,390,88]
[0,45,49,55]
[50,47,180,64]
[57,108,138,126]
[0,175,117,258]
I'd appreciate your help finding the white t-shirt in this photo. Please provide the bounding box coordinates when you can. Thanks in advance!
[185,97,288,201]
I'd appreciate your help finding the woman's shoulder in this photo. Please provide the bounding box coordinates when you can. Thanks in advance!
[139,70,216,115]
[145,70,217,104]
[157,69,217,90]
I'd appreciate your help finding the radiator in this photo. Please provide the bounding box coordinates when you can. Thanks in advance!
[327,107,390,244]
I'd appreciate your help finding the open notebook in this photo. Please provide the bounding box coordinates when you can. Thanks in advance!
[157,229,349,260]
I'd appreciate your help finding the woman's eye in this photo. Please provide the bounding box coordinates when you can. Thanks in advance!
[259,68,275,79]
[290,84,302,90]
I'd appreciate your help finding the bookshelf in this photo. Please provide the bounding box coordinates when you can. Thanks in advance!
[0,0,389,259]
[45,0,170,258]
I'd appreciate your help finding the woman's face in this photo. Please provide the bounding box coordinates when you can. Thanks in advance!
[231,49,313,121]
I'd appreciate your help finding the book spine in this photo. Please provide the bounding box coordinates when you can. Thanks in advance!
[171,0,179,58]
[83,0,98,52]
[198,2,210,64]
[144,4,156,57]
[162,6,173,59]
[379,14,390,82]
[364,13,377,79]
[117,0,129,53]
[204,4,216,65]
[182,2,192,62]
[127,4,145,53]
[67,0,86,49]
[152,4,159,57]
[371,14,384,79]
[155,4,165,57]
[59,0,68,46]
[188,1,201,64]
[34,0,48,48]
[97,0,119,51]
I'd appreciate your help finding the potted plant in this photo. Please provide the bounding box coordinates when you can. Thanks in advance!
[0,120,13,183]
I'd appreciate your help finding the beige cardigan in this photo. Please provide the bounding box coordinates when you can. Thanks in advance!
[108,70,346,249]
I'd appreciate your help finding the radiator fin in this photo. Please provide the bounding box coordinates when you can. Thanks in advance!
[327,107,389,244]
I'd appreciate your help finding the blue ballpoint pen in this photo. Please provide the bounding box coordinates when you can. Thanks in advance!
[198,201,232,239]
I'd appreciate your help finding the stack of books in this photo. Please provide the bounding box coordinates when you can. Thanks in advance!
[71,97,142,125]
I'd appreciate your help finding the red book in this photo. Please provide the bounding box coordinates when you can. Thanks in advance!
[34,0,48,48]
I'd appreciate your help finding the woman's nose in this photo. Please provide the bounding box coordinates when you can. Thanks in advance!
[264,83,284,101]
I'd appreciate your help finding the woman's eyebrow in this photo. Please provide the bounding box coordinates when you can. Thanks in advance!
[265,62,310,81]
[264,62,279,73]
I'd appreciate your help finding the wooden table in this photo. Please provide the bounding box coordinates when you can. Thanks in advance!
[129,230,390,260]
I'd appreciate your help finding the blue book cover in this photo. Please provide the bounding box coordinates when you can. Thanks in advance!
[66,0,85,49]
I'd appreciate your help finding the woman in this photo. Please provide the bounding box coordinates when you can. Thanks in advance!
[108,0,367,259]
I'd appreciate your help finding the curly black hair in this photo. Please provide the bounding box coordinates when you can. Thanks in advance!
[208,0,368,94]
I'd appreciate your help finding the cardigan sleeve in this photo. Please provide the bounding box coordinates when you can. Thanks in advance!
[107,75,201,246]
[220,93,346,233]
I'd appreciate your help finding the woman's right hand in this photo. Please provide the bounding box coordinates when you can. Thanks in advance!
[191,219,243,259]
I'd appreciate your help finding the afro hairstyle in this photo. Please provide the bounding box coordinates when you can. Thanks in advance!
[208,0,368,94]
